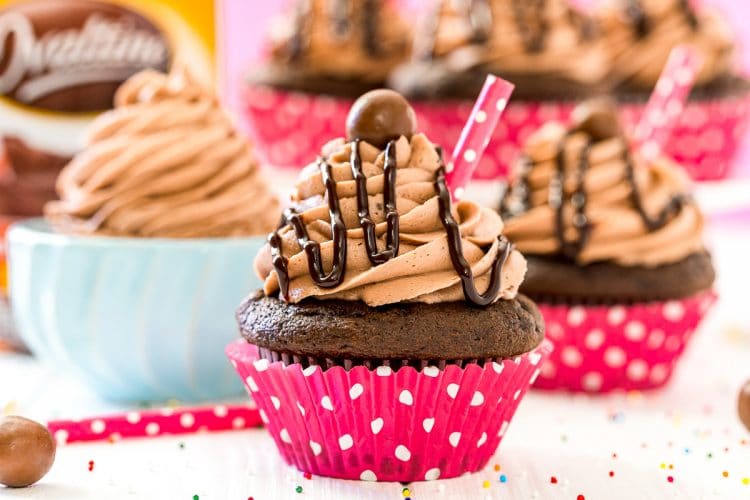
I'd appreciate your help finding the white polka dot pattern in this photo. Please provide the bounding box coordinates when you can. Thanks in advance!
[534,291,716,393]
[225,340,553,483]
[243,86,750,183]
[46,403,263,445]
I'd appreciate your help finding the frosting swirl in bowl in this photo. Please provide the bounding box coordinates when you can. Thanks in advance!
[255,133,527,307]
[501,104,705,268]
[598,0,735,88]
[46,70,279,238]
[266,0,410,83]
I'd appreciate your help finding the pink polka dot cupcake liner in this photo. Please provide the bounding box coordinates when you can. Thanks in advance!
[533,290,717,393]
[225,340,553,482]
[243,85,750,181]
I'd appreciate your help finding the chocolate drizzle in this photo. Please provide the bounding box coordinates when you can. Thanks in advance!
[502,132,687,261]
[270,159,348,294]
[550,136,592,260]
[678,0,699,31]
[468,0,493,44]
[435,164,514,307]
[351,139,400,264]
[286,0,388,61]
[624,149,686,230]
[269,140,513,307]
[627,0,699,39]
[625,0,650,38]
[330,0,351,36]
[511,0,548,53]
[419,0,595,59]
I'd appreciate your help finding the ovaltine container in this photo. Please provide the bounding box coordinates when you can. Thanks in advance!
[0,0,216,347]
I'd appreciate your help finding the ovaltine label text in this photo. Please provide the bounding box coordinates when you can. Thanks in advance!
[0,0,170,112]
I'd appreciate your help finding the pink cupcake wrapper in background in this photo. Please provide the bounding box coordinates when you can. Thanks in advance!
[533,291,717,393]
[243,85,750,181]
[226,340,553,482]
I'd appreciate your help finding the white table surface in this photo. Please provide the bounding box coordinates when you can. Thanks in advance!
[1,183,750,500]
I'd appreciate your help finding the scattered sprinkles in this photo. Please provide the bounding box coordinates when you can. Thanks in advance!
[722,471,729,478]
[493,464,501,472]
[402,487,411,497]
[304,472,312,480]
[499,474,507,483]
[482,480,490,489]
[609,471,615,478]
[295,485,303,493]
[577,495,586,500]
[87,460,94,472]
[667,476,674,483]
[742,478,749,486]
[550,476,558,484]
[610,411,626,423]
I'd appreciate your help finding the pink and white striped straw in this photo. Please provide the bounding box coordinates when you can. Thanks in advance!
[632,45,702,161]
[47,403,262,445]
[445,75,515,199]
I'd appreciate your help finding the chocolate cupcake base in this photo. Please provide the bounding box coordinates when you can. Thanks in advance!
[248,65,384,99]
[237,292,545,366]
[389,61,607,102]
[521,251,715,304]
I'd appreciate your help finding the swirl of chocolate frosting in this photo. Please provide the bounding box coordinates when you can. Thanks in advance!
[267,0,410,83]
[501,101,705,267]
[413,0,609,87]
[45,70,279,238]
[598,0,735,88]
[255,91,527,307]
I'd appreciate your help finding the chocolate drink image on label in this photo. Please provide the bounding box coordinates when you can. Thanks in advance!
[0,0,170,112]
[0,0,212,219]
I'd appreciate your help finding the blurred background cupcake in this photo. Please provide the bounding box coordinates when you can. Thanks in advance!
[249,0,411,97]
[8,69,279,402]
[390,0,609,101]
[244,0,412,167]
[599,0,736,94]
[385,0,613,182]
[596,0,750,180]
[500,100,717,393]
[232,1,750,182]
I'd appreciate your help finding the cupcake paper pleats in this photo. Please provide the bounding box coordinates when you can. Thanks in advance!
[226,340,553,482]
[533,290,717,393]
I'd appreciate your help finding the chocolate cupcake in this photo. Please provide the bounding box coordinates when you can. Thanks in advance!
[249,0,411,98]
[501,100,717,393]
[227,89,550,482]
[390,0,609,101]
[598,0,740,96]
[596,1,750,181]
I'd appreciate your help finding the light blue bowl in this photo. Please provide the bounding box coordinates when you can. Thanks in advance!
[7,218,266,403]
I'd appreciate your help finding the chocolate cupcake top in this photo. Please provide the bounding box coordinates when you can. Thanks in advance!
[45,70,279,238]
[598,0,735,89]
[501,100,705,268]
[255,89,527,307]
[404,0,609,90]
[264,0,410,84]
